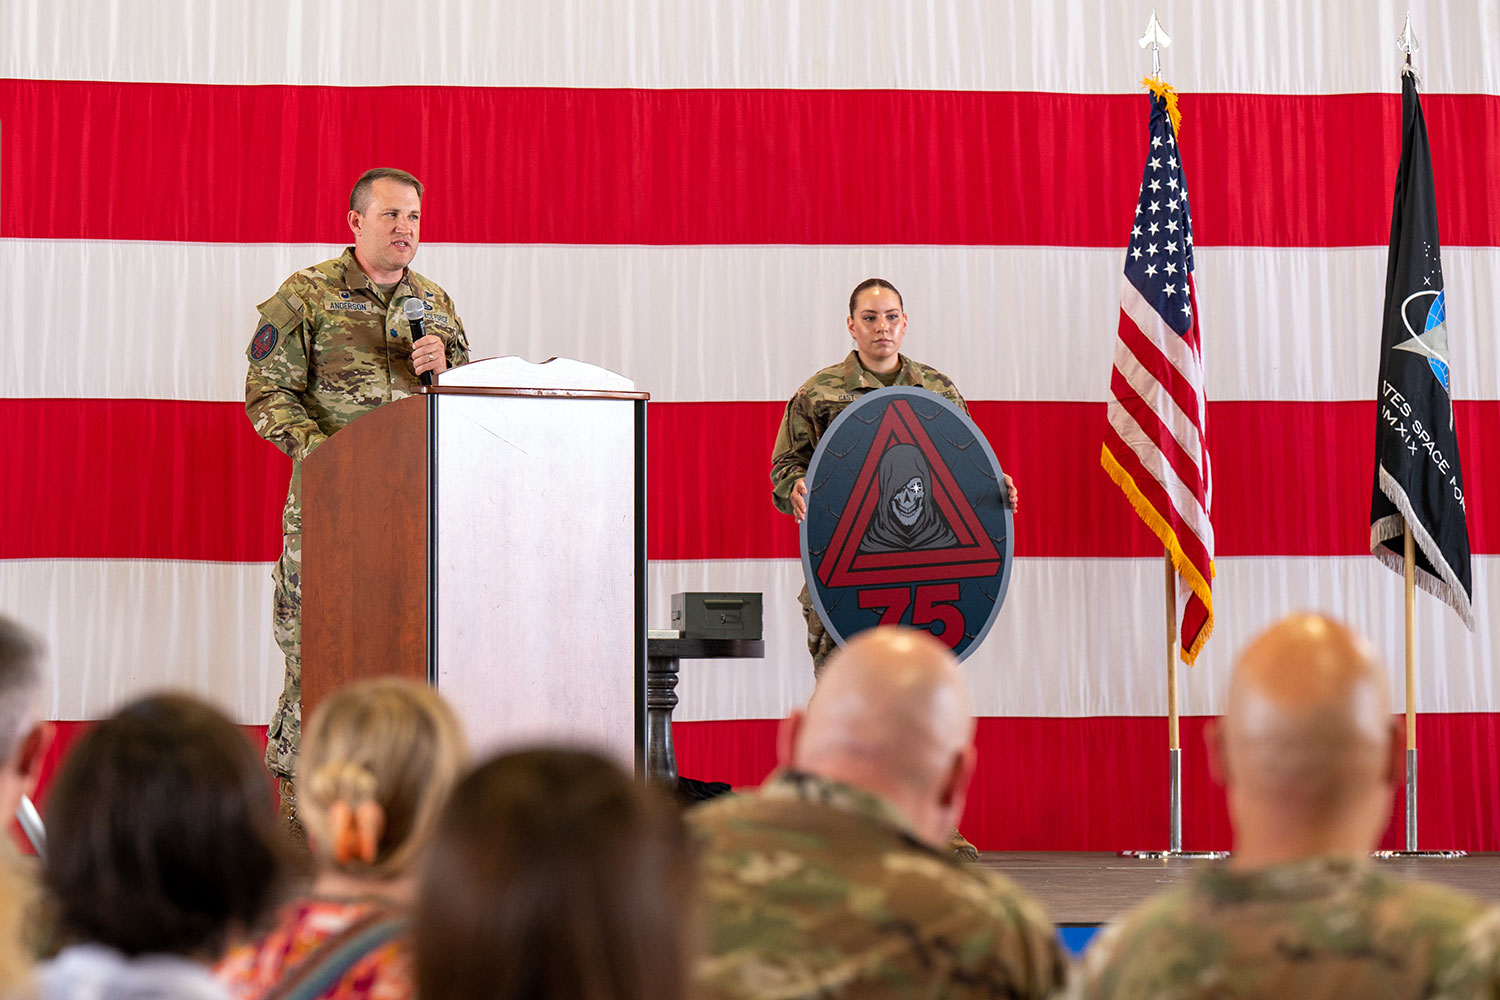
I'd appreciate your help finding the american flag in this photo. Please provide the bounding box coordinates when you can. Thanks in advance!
[1101,82,1215,664]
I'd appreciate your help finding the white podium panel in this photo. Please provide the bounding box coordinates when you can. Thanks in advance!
[434,391,640,765]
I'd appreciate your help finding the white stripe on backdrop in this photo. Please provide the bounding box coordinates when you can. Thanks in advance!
[3,0,1497,94]
[9,240,1500,403]
[5,556,1494,722]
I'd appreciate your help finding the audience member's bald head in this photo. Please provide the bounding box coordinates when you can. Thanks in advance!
[781,627,975,845]
[1218,612,1397,864]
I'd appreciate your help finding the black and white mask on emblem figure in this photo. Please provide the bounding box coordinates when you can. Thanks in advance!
[859,443,960,553]
[892,476,924,526]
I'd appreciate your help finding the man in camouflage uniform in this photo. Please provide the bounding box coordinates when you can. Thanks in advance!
[690,626,1068,1000]
[769,278,1017,678]
[1076,612,1500,1000]
[246,168,470,818]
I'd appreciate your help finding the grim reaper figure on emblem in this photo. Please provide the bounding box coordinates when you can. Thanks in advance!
[857,443,960,553]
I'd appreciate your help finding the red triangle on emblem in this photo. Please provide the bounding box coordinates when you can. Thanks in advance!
[815,398,1002,589]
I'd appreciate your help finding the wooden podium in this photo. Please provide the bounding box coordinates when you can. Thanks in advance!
[301,357,649,770]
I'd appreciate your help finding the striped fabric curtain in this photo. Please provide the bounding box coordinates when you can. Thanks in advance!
[3,0,1498,849]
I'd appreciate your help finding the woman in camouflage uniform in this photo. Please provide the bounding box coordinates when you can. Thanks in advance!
[769,278,1016,676]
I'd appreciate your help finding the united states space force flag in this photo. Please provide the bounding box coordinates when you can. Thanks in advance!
[1371,69,1474,629]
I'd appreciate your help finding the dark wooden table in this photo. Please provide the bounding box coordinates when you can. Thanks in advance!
[646,637,765,786]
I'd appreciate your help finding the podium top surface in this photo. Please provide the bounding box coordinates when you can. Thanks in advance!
[428,356,648,399]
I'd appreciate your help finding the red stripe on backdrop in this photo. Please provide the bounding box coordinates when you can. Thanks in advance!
[7,397,1500,560]
[19,714,1497,852]
[3,82,1500,246]
[0,399,288,561]
[676,713,1500,851]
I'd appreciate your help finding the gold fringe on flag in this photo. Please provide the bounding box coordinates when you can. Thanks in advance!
[1100,442,1215,664]
[1140,75,1183,137]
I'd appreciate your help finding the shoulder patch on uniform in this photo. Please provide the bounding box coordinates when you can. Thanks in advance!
[249,323,279,361]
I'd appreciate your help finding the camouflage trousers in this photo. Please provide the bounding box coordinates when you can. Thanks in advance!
[798,584,838,680]
[267,534,302,780]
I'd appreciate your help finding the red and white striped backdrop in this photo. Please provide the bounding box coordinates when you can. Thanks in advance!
[4,0,1499,850]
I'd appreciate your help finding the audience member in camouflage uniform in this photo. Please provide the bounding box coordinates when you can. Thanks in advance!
[1434,906,1500,999]
[690,627,1068,1000]
[768,278,1016,677]
[245,168,470,815]
[1076,612,1500,1000]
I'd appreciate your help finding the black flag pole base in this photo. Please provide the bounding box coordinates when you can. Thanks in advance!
[1118,749,1230,860]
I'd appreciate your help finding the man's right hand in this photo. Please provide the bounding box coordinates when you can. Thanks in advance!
[791,478,808,523]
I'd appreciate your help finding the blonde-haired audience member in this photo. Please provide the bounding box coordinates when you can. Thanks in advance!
[218,678,467,1000]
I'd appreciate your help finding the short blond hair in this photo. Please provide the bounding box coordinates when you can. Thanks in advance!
[299,678,467,878]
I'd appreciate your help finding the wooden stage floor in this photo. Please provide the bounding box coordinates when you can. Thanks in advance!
[981,852,1500,925]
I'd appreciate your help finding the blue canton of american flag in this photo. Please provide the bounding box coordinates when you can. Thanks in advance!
[1101,86,1216,664]
[1127,100,1196,331]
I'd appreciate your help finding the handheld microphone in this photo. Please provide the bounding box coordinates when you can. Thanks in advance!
[403,297,434,387]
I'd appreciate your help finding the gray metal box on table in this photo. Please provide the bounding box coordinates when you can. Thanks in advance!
[670,592,763,640]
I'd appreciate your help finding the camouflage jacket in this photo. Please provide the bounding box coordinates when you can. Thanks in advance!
[1076,855,1497,1000]
[1436,905,1500,999]
[245,248,470,534]
[770,351,966,517]
[689,770,1068,1000]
